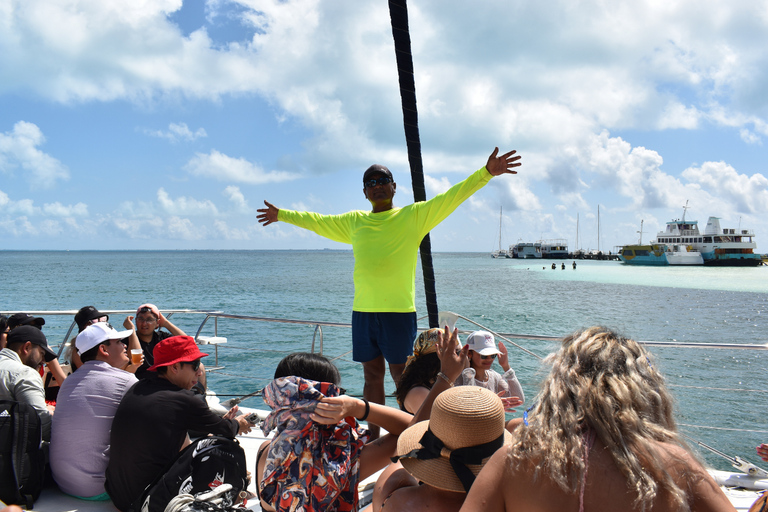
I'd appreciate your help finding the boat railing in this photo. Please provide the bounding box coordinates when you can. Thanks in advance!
[8,309,767,366]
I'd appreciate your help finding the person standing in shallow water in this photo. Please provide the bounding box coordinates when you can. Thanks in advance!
[257,147,521,438]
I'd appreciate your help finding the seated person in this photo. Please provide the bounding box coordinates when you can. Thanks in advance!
[395,328,462,413]
[461,326,735,512]
[105,336,253,512]
[457,330,524,411]
[67,306,143,373]
[127,303,187,379]
[7,313,68,393]
[0,326,57,440]
[371,386,511,512]
[50,322,137,500]
[256,329,468,512]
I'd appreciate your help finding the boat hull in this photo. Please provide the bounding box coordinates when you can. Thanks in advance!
[618,245,668,265]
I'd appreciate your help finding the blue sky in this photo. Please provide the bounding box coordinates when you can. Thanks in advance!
[2,0,767,252]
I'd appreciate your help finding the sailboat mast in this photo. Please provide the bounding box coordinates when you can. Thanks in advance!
[576,213,579,252]
[597,205,601,253]
[498,206,503,251]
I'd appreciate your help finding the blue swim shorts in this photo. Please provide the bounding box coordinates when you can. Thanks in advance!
[351,311,417,365]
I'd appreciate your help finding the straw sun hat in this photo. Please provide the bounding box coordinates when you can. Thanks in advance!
[395,386,512,493]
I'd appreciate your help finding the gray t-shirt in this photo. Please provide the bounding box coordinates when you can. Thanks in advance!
[50,360,137,498]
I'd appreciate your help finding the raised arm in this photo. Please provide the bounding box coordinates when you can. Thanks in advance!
[497,342,525,405]
[160,314,186,337]
[257,200,280,226]
[122,315,143,373]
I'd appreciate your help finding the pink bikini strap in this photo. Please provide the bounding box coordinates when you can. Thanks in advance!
[579,428,597,512]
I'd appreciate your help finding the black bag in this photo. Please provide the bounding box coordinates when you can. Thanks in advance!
[135,436,248,512]
[0,400,46,509]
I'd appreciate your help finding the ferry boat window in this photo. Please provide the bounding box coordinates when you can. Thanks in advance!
[704,236,712,243]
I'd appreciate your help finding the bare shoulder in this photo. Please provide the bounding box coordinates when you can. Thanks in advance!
[653,441,736,512]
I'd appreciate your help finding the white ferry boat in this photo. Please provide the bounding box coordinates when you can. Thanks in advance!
[656,216,761,266]
[620,207,760,266]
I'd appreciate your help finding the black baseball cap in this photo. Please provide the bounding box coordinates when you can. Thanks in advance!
[75,306,109,331]
[363,164,393,183]
[7,325,57,362]
[7,313,45,329]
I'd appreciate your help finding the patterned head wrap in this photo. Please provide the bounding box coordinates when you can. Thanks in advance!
[260,376,369,512]
[404,328,459,370]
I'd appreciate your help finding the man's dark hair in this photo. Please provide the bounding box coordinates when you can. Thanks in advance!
[274,352,341,385]
[0,315,7,333]
[79,342,105,364]
[156,366,168,376]
[5,340,25,353]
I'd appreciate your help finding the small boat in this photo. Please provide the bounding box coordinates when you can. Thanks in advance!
[665,244,704,265]
[618,244,668,265]
[511,241,542,259]
[539,239,569,259]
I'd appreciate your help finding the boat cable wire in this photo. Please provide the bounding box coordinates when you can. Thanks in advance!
[388,0,440,329]
[680,424,768,434]
[668,383,768,394]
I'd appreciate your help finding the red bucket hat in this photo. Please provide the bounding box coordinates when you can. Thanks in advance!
[147,335,208,371]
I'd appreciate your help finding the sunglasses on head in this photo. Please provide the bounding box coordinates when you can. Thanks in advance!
[364,176,393,189]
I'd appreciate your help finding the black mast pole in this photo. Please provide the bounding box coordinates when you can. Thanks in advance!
[388,0,439,329]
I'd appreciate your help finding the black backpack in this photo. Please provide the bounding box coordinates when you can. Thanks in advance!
[0,400,46,509]
[135,436,248,512]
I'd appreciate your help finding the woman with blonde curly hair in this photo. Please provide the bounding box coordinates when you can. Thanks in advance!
[461,326,734,512]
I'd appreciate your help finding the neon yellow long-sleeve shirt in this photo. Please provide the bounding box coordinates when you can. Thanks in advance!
[278,166,493,312]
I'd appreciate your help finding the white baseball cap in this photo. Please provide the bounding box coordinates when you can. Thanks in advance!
[76,322,133,354]
[465,330,501,356]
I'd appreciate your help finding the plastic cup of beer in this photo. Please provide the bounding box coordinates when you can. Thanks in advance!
[130,349,142,365]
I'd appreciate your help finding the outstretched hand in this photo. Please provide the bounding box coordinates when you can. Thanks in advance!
[499,392,523,412]
[257,200,280,226]
[486,147,521,176]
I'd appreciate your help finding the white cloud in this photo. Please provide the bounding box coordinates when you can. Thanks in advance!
[185,150,299,184]
[42,202,88,217]
[424,175,452,195]
[156,188,219,216]
[682,161,768,214]
[0,121,69,188]
[144,122,207,142]
[223,185,249,213]
[739,128,762,145]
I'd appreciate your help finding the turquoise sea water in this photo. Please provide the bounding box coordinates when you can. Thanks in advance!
[2,250,767,472]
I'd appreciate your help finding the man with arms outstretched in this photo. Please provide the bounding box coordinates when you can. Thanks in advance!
[257,147,521,436]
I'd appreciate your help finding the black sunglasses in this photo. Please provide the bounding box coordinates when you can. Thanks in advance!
[364,176,393,189]
[183,360,201,371]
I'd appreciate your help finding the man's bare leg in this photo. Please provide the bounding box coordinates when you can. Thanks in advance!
[362,356,386,440]
[389,362,405,387]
